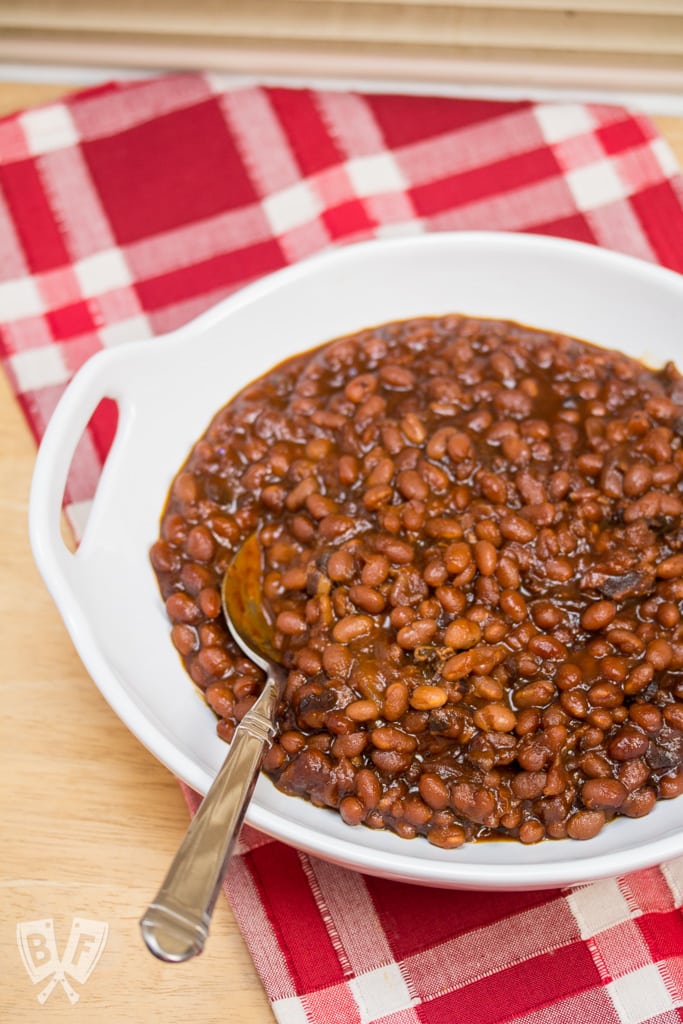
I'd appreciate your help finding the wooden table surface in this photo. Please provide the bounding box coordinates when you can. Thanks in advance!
[1,77,682,1024]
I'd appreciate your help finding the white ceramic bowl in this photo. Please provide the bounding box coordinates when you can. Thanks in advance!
[30,232,683,890]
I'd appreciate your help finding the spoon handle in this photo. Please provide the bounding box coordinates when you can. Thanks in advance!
[139,670,285,962]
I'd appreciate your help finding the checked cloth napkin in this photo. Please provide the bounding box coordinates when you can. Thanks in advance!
[2,72,683,1024]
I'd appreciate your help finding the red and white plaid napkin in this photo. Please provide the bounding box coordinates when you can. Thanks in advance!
[3,72,683,1023]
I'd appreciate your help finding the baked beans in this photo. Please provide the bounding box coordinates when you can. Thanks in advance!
[151,315,683,846]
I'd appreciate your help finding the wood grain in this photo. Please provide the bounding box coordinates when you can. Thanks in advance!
[0,1,681,91]
[1,77,681,1023]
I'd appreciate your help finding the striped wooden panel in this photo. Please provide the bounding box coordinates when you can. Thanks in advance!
[0,1,681,91]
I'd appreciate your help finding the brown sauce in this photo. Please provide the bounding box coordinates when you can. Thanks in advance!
[151,315,683,846]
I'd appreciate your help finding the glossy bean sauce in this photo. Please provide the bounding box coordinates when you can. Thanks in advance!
[151,315,683,846]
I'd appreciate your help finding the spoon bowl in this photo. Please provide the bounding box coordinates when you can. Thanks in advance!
[140,533,287,962]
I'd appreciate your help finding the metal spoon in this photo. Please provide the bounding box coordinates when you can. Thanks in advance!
[140,533,287,962]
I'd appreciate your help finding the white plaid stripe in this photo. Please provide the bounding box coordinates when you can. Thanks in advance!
[590,919,655,982]
[10,344,68,391]
[651,137,682,180]
[607,963,678,1024]
[276,218,331,262]
[124,203,273,279]
[99,313,152,348]
[567,878,636,939]
[224,853,298,1002]
[402,897,579,999]
[534,103,596,144]
[661,855,683,904]
[316,91,387,157]
[20,103,79,155]
[219,86,303,195]
[347,151,407,197]
[38,147,117,260]
[74,248,133,298]
[348,963,417,1024]
[69,75,214,141]
[566,160,627,211]
[365,192,419,227]
[146,287,238,335]
[263,180,323,234]
[396,108,547,187]
[36,266,81,310]
[2,316,54,355]
[429,176,576,232]
[270,994,312,1024]
[551,133,606,174]
[0,276,44,320]
[374,219,427,239]
[306,858,400,976]
[65,499,94,540]
[586,200,657,263]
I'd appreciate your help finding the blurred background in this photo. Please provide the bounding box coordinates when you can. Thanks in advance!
[0,0,681,99]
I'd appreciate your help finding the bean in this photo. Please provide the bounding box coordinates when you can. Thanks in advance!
[371,726,417,753]
[397,618,438,650]
[338,454,359,485]
[419,773,451,810]
[629,703,662,733]
[400,412,426,444]
[607,726,649,761]
[473,703,517,732]
[276,610,308,636]
[346,699,379,722]
[499,589,527,622]
[427,825,466,849]
[332,615,375,643]
[500,513,536,542]
[511,771,547,800]
[621,788,657,818]
[339,796,365,826]
[444,618,482,650]
[514,679,555,708]
[348,584,386,614]
[396,469,429,501]
[400,794,431,828]
[355,769,382,809]
[659,771,683,799]
[425,517,463,540]
[410,685,448,710]
[646,638,673,670]
[664,703,683,730]
[371,749,413,774]
[332,732,368,758]
[327,550,355,582]
[379,364,415,389]
[360,554,390,587]
[166,591,201,624]
[446,431,473,461]
[374,536,414,565]
[171,623,197,656]
[581,600,616,631]
[518,819,546,844]
[587,682,624,708]
[474,539,498,576]
[581,778,627,809]
[322,643,353,678]
[567,810,606,840]
[383,682,410,721]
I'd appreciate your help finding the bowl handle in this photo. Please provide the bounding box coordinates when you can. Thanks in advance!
[28,348,130,588]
